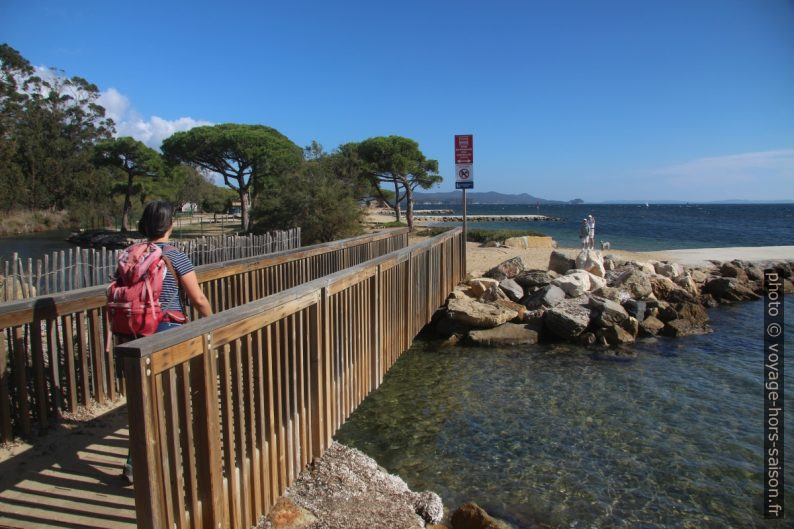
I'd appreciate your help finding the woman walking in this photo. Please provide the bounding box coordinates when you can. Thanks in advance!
[117,200,212,483]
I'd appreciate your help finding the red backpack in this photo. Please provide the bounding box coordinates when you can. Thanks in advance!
[107,242,178,337]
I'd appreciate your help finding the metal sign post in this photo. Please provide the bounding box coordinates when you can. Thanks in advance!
[454,134,473,273]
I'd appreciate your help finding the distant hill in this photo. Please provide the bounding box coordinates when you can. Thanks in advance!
[601,199,794,205]
[413,191,578,205]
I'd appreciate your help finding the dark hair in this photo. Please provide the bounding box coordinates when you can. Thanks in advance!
[138,201,174,239]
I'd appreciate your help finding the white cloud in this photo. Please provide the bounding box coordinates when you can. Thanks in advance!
[649,149,794,187]
[97,87,212,149]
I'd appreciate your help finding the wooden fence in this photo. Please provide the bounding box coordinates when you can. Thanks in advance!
[0,228,408,444]
[0,229,301,301]
[116,227,464,529]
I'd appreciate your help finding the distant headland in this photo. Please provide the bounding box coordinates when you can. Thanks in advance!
[414,191,793,205]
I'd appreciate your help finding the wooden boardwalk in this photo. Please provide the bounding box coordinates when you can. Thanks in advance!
[0,403,135,528]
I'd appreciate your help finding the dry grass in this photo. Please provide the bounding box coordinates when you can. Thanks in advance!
[0,210,70,236]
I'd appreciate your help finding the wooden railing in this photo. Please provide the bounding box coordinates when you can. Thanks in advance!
[0,229,408,443]
[1,228,300,301]
[116,227,464,529]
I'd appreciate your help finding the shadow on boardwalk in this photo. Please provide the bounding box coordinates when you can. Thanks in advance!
[0,403,135,528]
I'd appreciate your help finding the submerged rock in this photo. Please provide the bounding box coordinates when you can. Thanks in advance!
[468,322,540,346]
[450,502,512,529]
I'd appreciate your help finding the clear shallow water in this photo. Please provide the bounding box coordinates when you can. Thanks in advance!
[427,203,794,251]
[336,299,793,528]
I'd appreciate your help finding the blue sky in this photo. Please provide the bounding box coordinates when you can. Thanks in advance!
[2,0,793,202]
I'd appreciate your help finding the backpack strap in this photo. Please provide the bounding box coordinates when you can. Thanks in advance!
[160,247,188,313]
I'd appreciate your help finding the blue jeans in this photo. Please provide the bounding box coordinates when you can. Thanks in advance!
[156,321,182,332]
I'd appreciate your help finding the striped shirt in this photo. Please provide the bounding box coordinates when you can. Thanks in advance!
[156,244,194,312]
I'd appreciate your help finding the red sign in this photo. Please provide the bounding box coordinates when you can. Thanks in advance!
[455,134,473,164]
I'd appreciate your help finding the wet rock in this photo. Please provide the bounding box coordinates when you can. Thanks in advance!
[638,315,665,336]
[674,302,710,326]
[544,297,592,339]
[650,276,695,303]
[450,502,512,529]
[699,293,719,308]
[514,270,553,289]
[661,318,710,337]
[446,298,518,329]
[548,250,575,275]
[413,491,444,525]
[498,278,524,302]
[575,249,606,277]
[596,324,635,345]
[704,277,761,303]
[594,346,638,361]
[613,269,653,299]
[576,332,597,345]
[621,316,639,337]
[468,323,540,346]
[522,284,565,310]
[484,256,526,281]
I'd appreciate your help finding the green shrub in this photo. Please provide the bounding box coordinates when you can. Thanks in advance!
[415,227,546,243]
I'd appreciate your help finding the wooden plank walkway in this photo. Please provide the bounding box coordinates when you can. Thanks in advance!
[0,403,135,528]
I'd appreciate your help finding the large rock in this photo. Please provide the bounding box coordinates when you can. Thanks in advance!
[587,271,607,291]
[661,318,710,337]
[720,262,748,282]
[588,295,629,327]
[626,261,656,275]
[493,298,526,321]
[552,270,591,297]
[703,277,761,303]
[544,297,592,339]
[498,278,524,301]
[514,269,553,289]
[575,249,606,277]
[522,284,565,310]
[484,256,525,281]
[468,323,540,346]
[446,298,518,329]
[650,276,695,303]
[467,278,502,300]
[622,299,647,321]
[689,268,710,283]
[638,315,665,336]
[592,286,629,303]
[597,324,635,345]
[277,442,439,529]
[653,261,683,279]
[548,250,575,275]
[450,502,511,529]
[674,274,700,297]
[503,235,555,249]
[613,269,653,299]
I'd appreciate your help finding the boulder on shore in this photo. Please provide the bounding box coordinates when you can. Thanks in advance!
[544,296,592,339]
[575,249,606,277]
[484,256,526,281]
[548,251,575,275]
[522,284,565,310]
[446,298,518,329]
[515,270,553,289]
[703,277,761,303]
[498,278,524,302]
[552,270,591,297]
[612,269,653,299]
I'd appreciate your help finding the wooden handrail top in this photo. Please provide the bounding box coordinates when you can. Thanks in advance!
[0,228,408,329]
[116,227,461,361]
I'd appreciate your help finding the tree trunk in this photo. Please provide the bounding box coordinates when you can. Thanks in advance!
[392,181,401,223]
[405,185,415,232]
[240,189,251,233]
[121,172,134,232]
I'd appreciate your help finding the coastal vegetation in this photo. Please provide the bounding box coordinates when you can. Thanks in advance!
[1,44,442,241]
[417,227,546,243]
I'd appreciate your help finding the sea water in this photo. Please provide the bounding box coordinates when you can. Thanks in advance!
[336,299,793,528]
[426,203,794,251]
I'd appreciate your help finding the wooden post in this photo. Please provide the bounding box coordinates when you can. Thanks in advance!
[125,355,167,529]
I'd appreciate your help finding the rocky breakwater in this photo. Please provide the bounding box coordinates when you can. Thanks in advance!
[414,215,562,223]
[67,229,141,249]
[431,249,794,350]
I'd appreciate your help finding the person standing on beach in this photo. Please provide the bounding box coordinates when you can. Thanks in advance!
[587,215,596,249]
[579,218,590,249]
